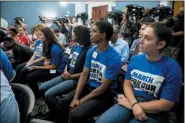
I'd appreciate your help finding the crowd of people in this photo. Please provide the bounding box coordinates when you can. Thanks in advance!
[0,5,184,123]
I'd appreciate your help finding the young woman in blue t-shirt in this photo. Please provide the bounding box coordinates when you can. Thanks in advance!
[96,23,182,123]
[21,26,66,98]
[15,24,45,83]
[39,25,91,109]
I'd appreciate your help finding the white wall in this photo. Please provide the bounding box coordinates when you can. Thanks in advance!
[75,2,85,16]
[160,1,173,8]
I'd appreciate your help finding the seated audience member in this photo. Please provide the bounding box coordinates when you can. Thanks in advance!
[39,25,91,107]
[9,27,18,40]
[2,37,34,68]
[15,24,46,83]
[130,18,155,57]
[54,29,67,45]
[110,25,129,64]
[5,27,18,60]
[0,48,14,81]
[96,23,182,123]
[29,24,46,49]
[46,21,122,123]
[19,27,66,98]
[16,27,30,47]
[0,29,14,60]
[0,70,20,123]
[0,28,8,43]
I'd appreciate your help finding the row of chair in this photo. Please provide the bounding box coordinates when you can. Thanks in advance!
[11,83,54,123]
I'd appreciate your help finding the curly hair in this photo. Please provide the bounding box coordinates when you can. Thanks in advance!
[73,25,91,46]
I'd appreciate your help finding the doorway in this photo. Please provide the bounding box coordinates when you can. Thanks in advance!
[92,5,108,22]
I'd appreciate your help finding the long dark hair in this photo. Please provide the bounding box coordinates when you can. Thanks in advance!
[73,25,91,46]
[40,26,64,58]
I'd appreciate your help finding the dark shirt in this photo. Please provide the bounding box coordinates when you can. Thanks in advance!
[171,19,184,47]
[13,44,34,64]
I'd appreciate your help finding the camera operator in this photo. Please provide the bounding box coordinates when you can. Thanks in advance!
[68,16,78,30]
[140,8,154,24]
[170,6,184,73]
[120,13,136,46]
[54,20,69,41]
[87,18,95,31]
[15,17,27,34]
[66,16,79,42]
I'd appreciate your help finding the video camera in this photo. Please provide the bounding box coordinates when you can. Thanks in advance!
[126,4,144,21]
[76,12,88,20]
[14,17,24,25]
[150,6,173,21]
[76,12,88,25]
[53,17,69,25]
[108,10,123,25]
[38,16,47,23]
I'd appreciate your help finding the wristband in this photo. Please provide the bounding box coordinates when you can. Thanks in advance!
[132,101,139,107]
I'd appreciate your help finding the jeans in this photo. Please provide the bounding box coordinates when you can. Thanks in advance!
[46,84,114,123]
[28,70,58,98]
[39,76,78,99]
[15,62,27,83]
[96,97,168,123]
[15,62,44,84]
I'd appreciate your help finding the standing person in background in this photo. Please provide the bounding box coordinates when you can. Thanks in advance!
[67,16,79,42]
[68,16,79,30]
[120,13,135,46]
[170,6,184,74]
[88,19,95,31]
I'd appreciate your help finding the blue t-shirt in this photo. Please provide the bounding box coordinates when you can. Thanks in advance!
[0,48,14,81]
[50,43,65,74]
[69,44,82,73]
[125,54,182,102]
[84,45,122,88]
[34,40,43,60]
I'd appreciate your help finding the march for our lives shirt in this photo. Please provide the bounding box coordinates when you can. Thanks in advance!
[34,40,43,60]
[69,44,82,73]
[125,54,182,102]
[84,45,122,88]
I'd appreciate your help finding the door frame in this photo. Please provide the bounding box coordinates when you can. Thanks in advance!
[88,2,112,19]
